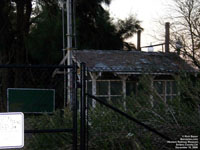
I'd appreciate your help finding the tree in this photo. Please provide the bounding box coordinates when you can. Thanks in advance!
[0,0,33,111]
[115,16,143,50]
[0,0,143,64]
[76,0,142,50]
[0,0,143,110]
[164,0,200,69]
[0,0,32,64]
[28,0,143,64]
[27,1,63,64]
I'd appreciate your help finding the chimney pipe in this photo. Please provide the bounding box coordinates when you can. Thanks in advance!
[137,30,141,51]
[165,22,170,53]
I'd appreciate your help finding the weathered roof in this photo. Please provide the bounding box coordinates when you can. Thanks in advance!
[72,50,197,73]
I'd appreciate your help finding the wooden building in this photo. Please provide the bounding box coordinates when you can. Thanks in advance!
[71,49,197,107]
[54,23,197,107]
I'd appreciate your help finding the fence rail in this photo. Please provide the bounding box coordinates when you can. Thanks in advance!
[0,64,73,69]
[86,93,173,141]
[25,129,73,134]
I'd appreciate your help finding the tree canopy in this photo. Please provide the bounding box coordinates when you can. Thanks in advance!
[0,0,143,64]
[164,0,200,69]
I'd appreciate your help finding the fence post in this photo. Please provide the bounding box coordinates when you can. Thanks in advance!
[72,63,78,150]
[80,62,86,150]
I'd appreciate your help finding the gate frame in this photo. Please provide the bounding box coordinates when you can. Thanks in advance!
[79,62,173,150]
[1,62,172,150]
[0,64,78,150]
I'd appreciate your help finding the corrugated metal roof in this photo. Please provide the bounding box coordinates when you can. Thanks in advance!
[72,50,197,73]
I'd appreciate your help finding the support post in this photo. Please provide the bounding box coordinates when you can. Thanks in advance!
[119,75,128,108]
[165,22,170,53]
[80,62,86,150]
[89,72,101,107]
[61,1,67,108]
[72,63,77,150]
[67,0,73,105]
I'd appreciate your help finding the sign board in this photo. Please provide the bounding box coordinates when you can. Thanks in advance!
[0,112,24,149]
[7,88,55,113]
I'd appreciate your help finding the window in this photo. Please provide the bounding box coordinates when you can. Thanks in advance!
[96,81,108,95]
[126,81,137,96]
[96,80,122,103]
[110,81,122,95]
[153,80,177,102]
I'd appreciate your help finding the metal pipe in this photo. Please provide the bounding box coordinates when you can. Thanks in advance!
[62,0,67,108]
[0,64,73,69]
[62,0,65,50]
[72,63,78,150]
[67,0,73,105]
[141,43,165,49]
[86,71,89,150]
[25,128,73,133]
[80,63,86,150]
[73,0,77,48]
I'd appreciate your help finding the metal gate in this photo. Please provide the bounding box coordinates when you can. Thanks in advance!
[79,63,173,150]
[0,63,172,150]
[0,63,79,150]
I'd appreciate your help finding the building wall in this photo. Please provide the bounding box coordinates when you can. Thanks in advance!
[87,72,178,107]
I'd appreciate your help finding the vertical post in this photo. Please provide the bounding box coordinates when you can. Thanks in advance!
[89,72,100,107]
[62,1,67,108]
[73,0,77,48]
[80,62,86,150]
[165,22,170,53]
[67,0,73,105]
[72,63,77,150]
[119,75,128,108]
[137,30,141,51]
[86,72,89,150]
[91,79,97,107]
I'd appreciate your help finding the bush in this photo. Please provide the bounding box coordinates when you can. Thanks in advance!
[25,109,74,150]
[24,74,200,150]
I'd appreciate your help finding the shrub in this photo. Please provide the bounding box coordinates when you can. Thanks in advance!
[24,74,200,150]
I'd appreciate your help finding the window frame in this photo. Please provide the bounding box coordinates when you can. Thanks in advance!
[89,80,123,101]
[153,80,177,102]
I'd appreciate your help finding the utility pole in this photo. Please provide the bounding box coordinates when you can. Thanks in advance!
[67,0,73,105]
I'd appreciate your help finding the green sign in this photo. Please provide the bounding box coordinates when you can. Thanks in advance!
[7,88,55,113]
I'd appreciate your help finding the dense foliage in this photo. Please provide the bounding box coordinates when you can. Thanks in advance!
[24,75,200,150]
[0,0,142,111]
[0,0,142,65]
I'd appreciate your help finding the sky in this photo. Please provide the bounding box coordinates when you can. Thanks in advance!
[107,0,171,50]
